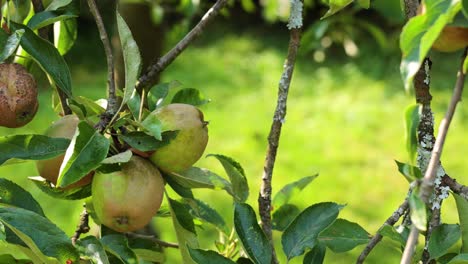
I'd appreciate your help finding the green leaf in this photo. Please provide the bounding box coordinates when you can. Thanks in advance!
[303,243,326,264]
[0,29,24,62]
[141,114,163,140]
[188,198,229,234]
[0,178,44,216]
[163,172,194,199]
[0,207,79,262]
[428,224,461,259]
[171,88,210,106]
[395,160,423,182]
[0,254,31,264]
[116,11,141,106]
[101,150,132,164]
[188,247,236,264]
[405,104,420,164]
[282,202,344,260]
[464,55,468,74]
[454,193,468,253]
[318,219,370,253]
[5,0,30,23]
[54,18,77,55]
[400,0,462,90]
[29,176,92,200]
[119,131,179,152]
[166,167,232,194]
[234,203,272,264]
[127,90,142,119]
[168,197,198,264]
[10,22,73,97]
[0,243,44,264]
[438,253,458,264]
[273,175,317,210]
[448,254,468,264]
[127,236,164,262]
[463,0,468,17]
[71,96,106,117]
[321,0,353,19]
[0,135,69,166]
[132,249,164,263]
[357,0,370,9]
[409,189,427,231]
[76,236,110,264]
[378,225,409,246]
[28,11,77,30]
[46,0,73,10]
[101,234,137,264]
[208,154,249,202]
[147,81,181,111]
[272,204,301,231]
[57,121,110,188]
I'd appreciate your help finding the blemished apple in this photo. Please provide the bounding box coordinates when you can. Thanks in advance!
[91,156,165,232]
[0,63,38,128]
[149,103,209,173]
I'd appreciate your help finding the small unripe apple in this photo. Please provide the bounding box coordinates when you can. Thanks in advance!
[0,63,38,128]
[36,115,93,189]
[91,156,165,232]
[149,103,208,173]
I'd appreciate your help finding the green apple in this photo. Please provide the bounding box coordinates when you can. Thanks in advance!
[36,115,93,189]
[91,156,165,232]
[149,103,208,173]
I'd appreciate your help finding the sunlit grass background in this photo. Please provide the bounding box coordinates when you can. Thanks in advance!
[0,23,466,263]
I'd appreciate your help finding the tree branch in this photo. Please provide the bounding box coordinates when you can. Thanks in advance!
[71,206,90,245]
[87,0,117,131]
[31,0,72,116]
[135,0,229,92]
[442,174,468,200]
[401,48,467,264]
[357,199,410,263]
[126,233,179,248]
[258,2,303,263]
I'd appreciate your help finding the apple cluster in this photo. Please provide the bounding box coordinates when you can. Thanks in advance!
[35,103,208,232]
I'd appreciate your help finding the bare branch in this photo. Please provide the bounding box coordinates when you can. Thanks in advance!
[357,199,409,263]
[401,48,467,264]
[71,205,90,245]
[136,0,229,91]
[126,233,179,248]
[442,174,468,200]
[258,2,303,263]
[87,0,117,130]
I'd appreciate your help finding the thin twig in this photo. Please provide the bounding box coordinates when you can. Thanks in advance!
[126,233,179,248]
[357,199,410,263]
[135,0,229,92]
[87,0,117,131]
[258,2,303,263]
[401,48,467,264]
[442,174,468,200]
[71,206,90,245]
[31,0,72,116]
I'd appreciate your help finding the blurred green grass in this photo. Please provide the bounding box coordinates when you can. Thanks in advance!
[0,25,467,263]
